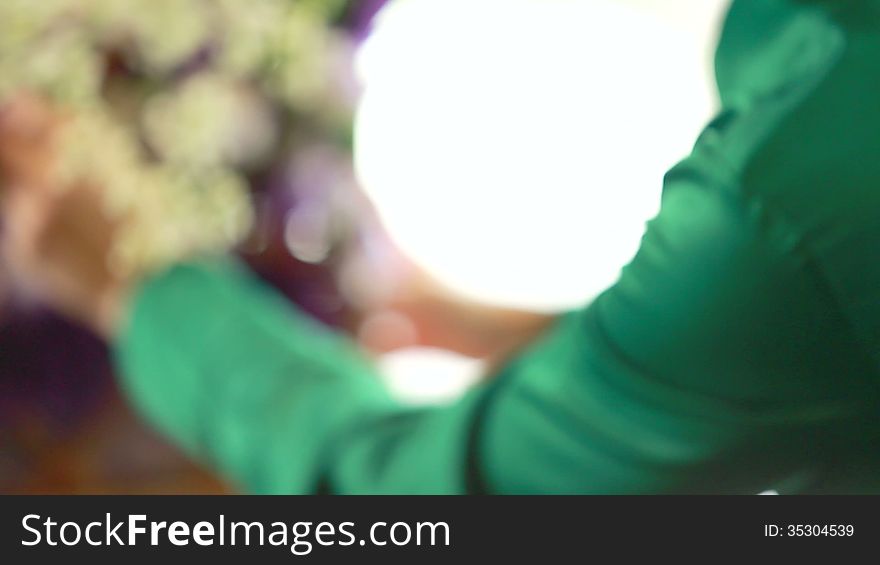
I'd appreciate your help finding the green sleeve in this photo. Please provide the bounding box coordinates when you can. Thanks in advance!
[114,0,880,494]
[115,259,489,493]
[478,153,875,494]
[112,165,871,494]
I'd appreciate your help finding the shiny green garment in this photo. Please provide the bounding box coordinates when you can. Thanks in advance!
[115,0,880,493]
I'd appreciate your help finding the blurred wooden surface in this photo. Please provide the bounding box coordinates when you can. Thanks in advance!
[1,388,231,494]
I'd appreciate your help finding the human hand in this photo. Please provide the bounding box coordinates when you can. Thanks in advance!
[354,254,556,366]
[0,93,133,339]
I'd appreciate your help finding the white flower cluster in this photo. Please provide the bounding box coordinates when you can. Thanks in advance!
[0,0,349,276]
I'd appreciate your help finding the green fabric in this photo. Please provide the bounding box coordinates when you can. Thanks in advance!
[115,0,880,494]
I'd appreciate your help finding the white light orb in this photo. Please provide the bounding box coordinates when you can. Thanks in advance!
[355,0,724,311]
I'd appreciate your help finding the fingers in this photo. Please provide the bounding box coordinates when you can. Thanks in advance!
[0,92,63,193]
[1,185,52,285]
[0,93,60,281]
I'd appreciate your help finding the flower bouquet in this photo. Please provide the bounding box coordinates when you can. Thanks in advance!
[0,0,351,277]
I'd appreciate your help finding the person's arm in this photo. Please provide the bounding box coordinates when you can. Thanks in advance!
[118,256,525,493]
[114,14,880,490]
[113,135,874,494]
[8,1,877,494]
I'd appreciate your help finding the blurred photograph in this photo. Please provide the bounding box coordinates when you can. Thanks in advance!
[1,0,879,495]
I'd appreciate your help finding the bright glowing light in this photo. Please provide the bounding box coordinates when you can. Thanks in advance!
[355,0,726,311]
[377,347,486,404]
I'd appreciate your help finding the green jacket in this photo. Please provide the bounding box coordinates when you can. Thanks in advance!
[115,0,880,493]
